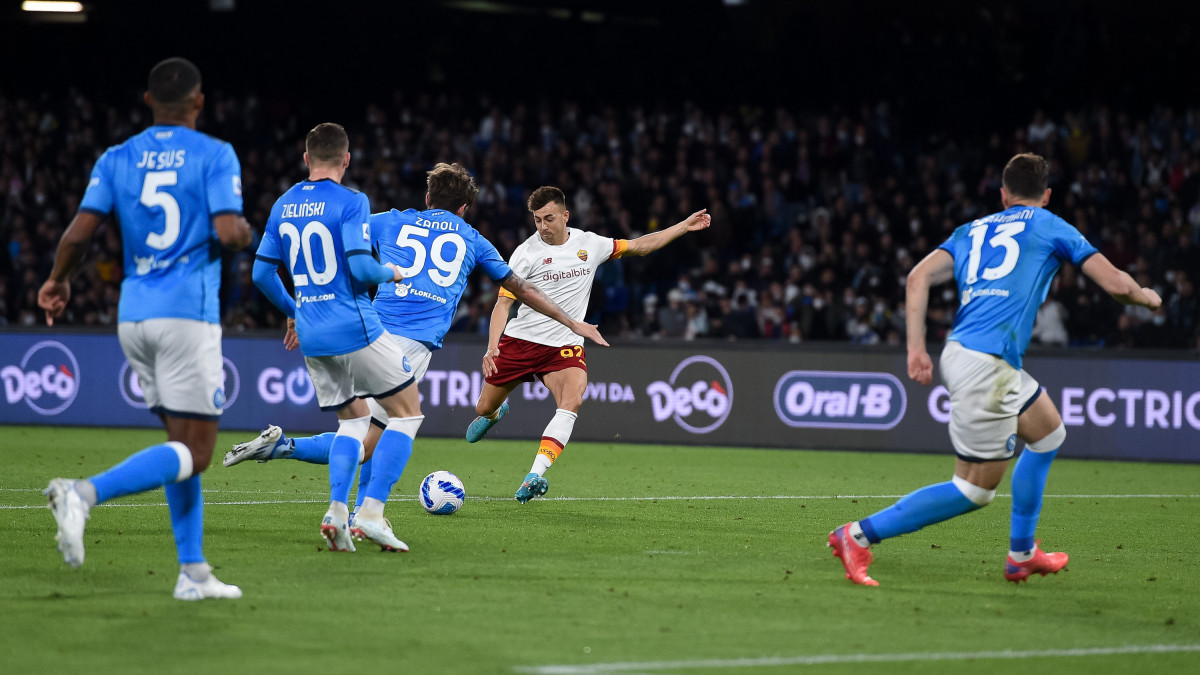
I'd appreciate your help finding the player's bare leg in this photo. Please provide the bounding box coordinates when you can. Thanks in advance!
[515,368,585,503]
[1007,391,1069,582]
[467,381,519,443]
[352,386,422,552]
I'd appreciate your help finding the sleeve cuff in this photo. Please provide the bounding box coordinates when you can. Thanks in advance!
[255,254,283,265]
[79,207,110,218]
[498,287,517,300]
[612,239,629,259]
[211,209,244,218]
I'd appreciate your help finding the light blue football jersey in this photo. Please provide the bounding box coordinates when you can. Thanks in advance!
[257,180,384,357]
[939,205,1098,369]
[370,208,512,348]
[79,125,243,324]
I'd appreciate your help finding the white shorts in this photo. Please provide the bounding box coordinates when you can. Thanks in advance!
[939,340,1041,462]
[119,319,225,419]
[366,334,432,425]
[305,332,428,412]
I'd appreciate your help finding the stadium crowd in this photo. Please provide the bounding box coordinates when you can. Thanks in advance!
[1,91,1198,351]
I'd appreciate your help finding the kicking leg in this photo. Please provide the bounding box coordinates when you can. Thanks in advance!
[466,381,519,442]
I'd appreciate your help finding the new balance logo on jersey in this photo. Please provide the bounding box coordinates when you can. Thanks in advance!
[544,258,553,264]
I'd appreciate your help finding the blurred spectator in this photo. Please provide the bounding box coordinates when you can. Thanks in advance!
[1,90,1197,352]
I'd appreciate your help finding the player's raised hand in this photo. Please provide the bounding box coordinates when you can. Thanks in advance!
[681,209,710,232]
[571,320,610,347]
[283,318,299,351]
[37,279,71,326]
[482,347,500,377]
[907,350,934,385]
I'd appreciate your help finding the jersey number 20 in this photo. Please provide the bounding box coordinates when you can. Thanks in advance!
[966,221,1025,284]
[279,221,338,286]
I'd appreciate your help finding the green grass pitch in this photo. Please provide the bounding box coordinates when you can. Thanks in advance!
[1,425,1197,674]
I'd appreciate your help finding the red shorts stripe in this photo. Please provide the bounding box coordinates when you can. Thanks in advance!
[485,335,587,387]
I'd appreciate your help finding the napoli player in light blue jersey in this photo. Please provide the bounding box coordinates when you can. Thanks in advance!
[251,122,424,553]
[38,58,252,599]
[829,153,1161,586]
[226,163,607,540]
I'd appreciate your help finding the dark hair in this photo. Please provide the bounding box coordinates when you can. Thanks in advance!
[426,163,478,211]
[1002,153,1050,200]
[305,123,349,165]
[527,185,566,212]
[147,58,202,105]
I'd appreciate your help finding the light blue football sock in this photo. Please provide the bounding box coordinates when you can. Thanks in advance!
[354,457,374,512]
[280,432,335,464]
[363,430,414,504]
[1010,447,1059,553]
[165,475,204,564]
[89,443,183,504]
[859,481,980,543]
[328,435,363,506]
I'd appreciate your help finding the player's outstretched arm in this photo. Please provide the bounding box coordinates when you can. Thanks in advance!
[37,210,103,326]
[905,249,955,385]
[214,213,253,251]
[622,209,711,257]
[500,275,609,347]
[1080,254,1162,309]
[482,295,516,377]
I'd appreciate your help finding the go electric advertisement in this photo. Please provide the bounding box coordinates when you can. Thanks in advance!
[3,332,1197,462]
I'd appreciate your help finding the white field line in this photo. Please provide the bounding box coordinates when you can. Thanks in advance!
[1,492,1199,510]
[512,644,1200,674]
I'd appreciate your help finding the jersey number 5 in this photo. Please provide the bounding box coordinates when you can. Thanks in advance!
[393,225,467,288]
[966,221,1025,284]
[140,171,180,250]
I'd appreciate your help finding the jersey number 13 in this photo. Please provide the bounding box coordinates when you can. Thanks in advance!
[965,221,1025,284]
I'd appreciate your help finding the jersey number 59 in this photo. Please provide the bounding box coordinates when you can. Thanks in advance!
[392,225,466,288]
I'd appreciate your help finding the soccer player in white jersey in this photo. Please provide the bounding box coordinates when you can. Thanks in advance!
[224,166,608,539]
[37,58,252,599]
[828,154,1162,586]
[466,186,710,502]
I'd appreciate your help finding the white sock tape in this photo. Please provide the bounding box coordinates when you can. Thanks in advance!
[1027,423,1066,453]
[386,415,425,439]
[166,441,193,483]
[952,474,996,507]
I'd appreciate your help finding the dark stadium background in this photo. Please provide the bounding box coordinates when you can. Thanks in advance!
[6,0,1195,127]
[2,0,1198,349]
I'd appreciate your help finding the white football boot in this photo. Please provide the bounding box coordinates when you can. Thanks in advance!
[45,478,90,568]
[320,509,357,552]
[352,516,409,552]
[174,564,243,600]
[224,425,284,467]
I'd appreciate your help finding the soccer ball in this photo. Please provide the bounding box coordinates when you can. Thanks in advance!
[419,471,466,515]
